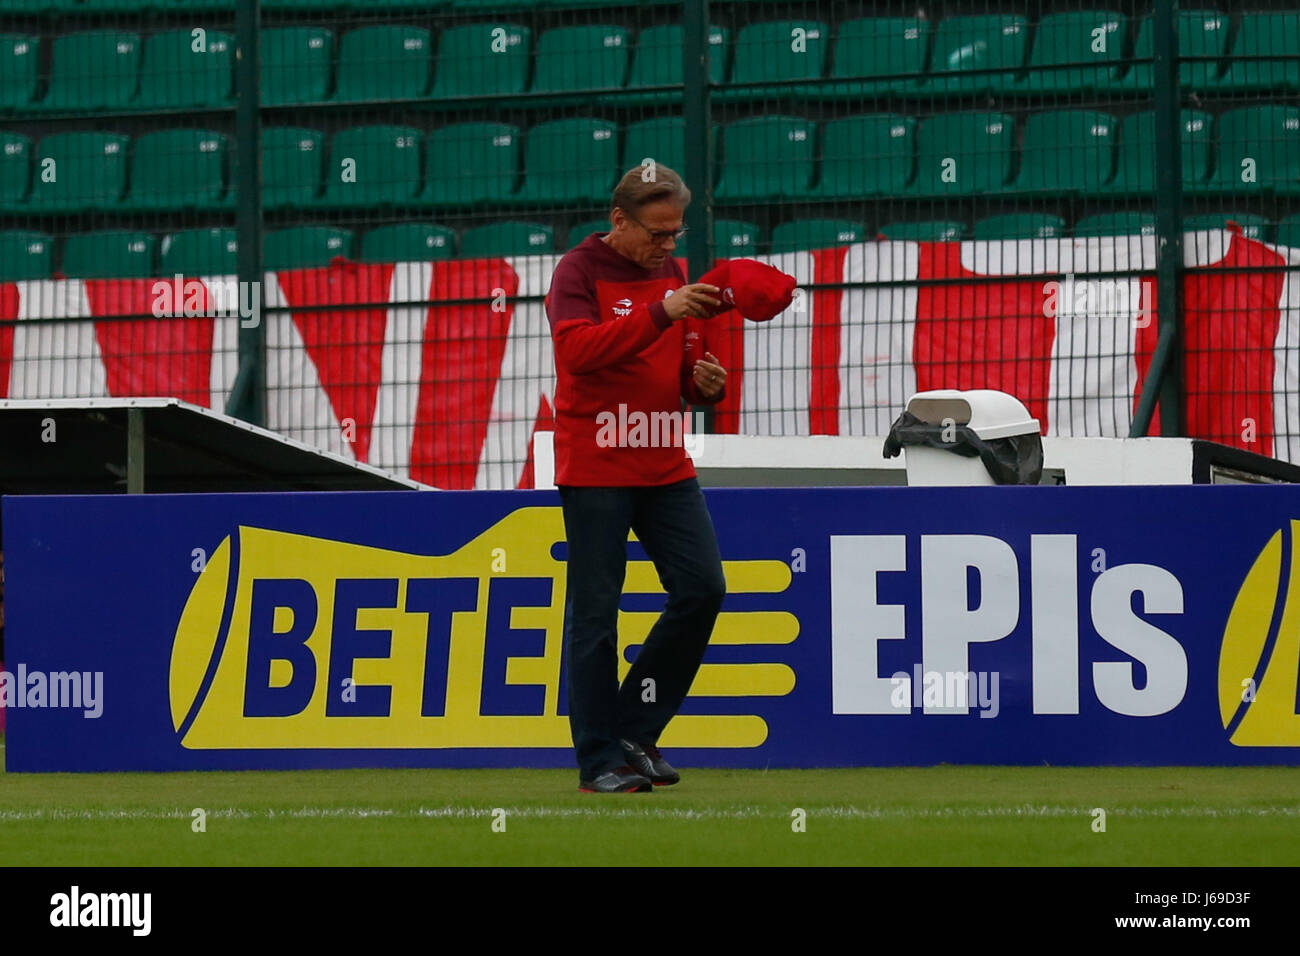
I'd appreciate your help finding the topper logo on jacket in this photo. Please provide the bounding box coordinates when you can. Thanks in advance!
[613,297,633,316]
[169,509,797,750]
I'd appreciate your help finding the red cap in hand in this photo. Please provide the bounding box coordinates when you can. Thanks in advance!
[696,259,797,322]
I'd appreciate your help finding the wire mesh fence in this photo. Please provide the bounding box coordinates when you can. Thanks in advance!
[0,0,1297,485]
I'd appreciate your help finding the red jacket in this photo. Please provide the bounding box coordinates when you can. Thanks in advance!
[544,233,724,486]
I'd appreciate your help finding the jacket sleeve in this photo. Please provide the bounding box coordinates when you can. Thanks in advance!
[546,261,673,375]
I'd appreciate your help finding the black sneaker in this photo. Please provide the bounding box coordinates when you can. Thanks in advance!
[620,739,680,786]
[578,765,653,793]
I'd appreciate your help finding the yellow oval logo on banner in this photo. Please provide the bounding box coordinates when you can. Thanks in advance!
[1219,524,1300,745]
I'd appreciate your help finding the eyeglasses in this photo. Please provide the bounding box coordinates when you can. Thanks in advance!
[620,210,688,244]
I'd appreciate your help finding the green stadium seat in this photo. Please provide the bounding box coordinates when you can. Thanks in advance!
[972,213,1066,240]
[318,125,422,208]
[717,20,828,102]
[0,231,52,281]
[28,132,129,212]
[810,114,915,198]
[1181,10,1230,91]
[1011,11,1126,94]
[264,227,353,271]
[262,0,349,11]
[0,1,57,12]
[530,25,630,97]
[136,29,233,109]
[1074,212,1157,237]
[613,24,728,105]
[1213,12,1300,92]
[449,0,539,8]
[459,221,553,258]
[714,115,817,201]
[1011,110,1116,195]
[0,35,38,110]
[423,122,520,207]
[61,230,155,279]
[620,116,716,179]
[261,28,333,107]
[622,116,683,176]
[124,129,227,210]
[823,18,929,98]
[430,24,530,100]
[1113,11,1227,92]
[35,32,140,112]
[153,1,238,11]
[248,0,440,7]
[567,218,609,247]
[915,15,1027,96]
[338,0,447,7]
[712,219,760,257]
[878,220,966,241]
[1102,110,1213,195]
[262,127,323,210]
[1182,213,1271,241]
[160,228,238,277]
[333,26,431,103]
[508,118,618,205]
[0,132,31,208]
[676,219,760,259]
[64,0,175,9]
[361,223,455,262]
[770,219,868,253]
[1199,106,1300,196]
[1277,215,1300,250]
[472,0,614,7]
[906,112,1014,196]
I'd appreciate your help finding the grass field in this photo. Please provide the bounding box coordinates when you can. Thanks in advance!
[3,739,1298,866]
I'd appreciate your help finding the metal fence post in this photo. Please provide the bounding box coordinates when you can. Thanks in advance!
[1131,0,1185,437]
[682,0,715,436]
[225,0,266,427]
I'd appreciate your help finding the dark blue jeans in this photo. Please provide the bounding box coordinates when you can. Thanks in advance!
[558,477,726,778]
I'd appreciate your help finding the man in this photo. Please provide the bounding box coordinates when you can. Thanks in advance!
[545,164,728,793]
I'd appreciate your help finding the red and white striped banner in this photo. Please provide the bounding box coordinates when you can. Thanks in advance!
[1,230,1295,487]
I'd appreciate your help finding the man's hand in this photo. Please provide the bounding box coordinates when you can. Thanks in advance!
[693,351,727,400]
[664,283,722,321]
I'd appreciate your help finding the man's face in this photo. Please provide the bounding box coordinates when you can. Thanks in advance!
[607,200,685,271]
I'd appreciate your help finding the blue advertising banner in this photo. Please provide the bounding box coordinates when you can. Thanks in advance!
[2,486,1298,771]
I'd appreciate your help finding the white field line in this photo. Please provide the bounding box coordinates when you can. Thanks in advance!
[1,804,1299,824]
